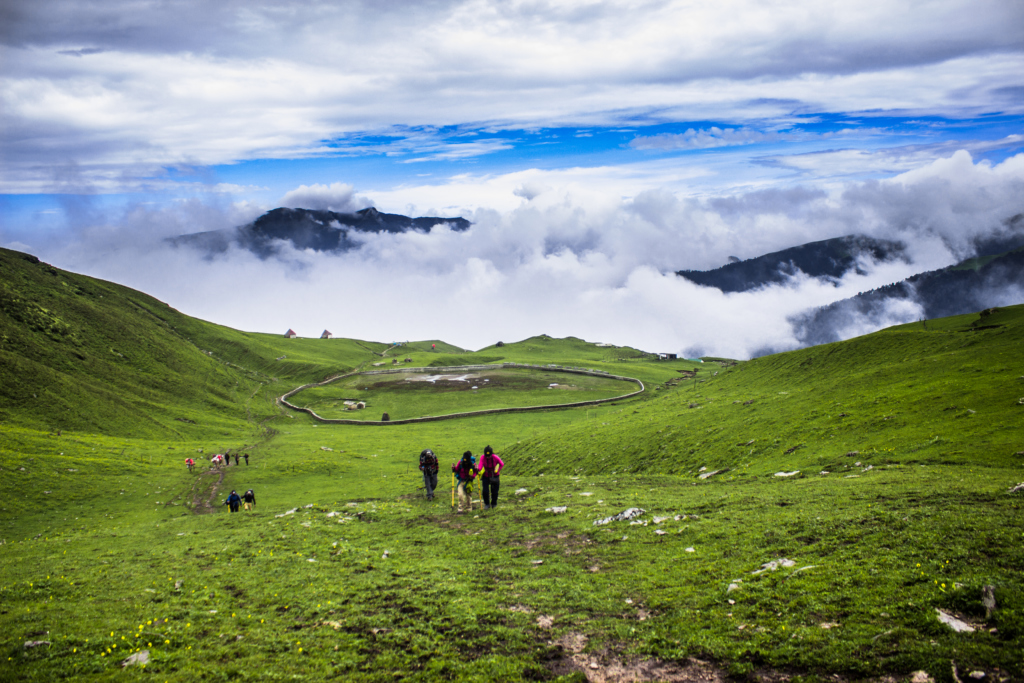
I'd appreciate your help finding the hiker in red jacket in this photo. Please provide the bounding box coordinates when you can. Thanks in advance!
[479,445,504,510]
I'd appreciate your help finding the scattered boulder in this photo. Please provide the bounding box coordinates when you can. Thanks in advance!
[24,640,50,649]
[910,672,934,683]
[752,558,796,574]
[545,506,568,514]
[936,608,975,633]
[698,470,723,479]
[515,488,529,496]
[774,471,800,477]
[121,650,149,667]
[982,585,997,618]
[1009,483,1024,494]
[593,508,645,526]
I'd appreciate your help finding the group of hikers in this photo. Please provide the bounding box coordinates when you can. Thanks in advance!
[185,444,504,515]
[419,446,504,513]
[185,452,249,472]
[223,488,257,513]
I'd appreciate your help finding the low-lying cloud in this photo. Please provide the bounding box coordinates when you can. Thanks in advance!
[14,151,1024,360]
[280,183,372,212]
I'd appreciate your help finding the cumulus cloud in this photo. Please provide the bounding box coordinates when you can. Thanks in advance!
[280,183,372,212]
[26,150,1024,361]
[2,1,1023,192]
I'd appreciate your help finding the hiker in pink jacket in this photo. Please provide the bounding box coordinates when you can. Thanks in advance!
[479,445,504,510]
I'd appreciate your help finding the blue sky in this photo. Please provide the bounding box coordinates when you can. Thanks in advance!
[2,0,1023,355]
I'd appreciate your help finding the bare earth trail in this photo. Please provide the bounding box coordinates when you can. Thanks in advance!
[188,466,226,513]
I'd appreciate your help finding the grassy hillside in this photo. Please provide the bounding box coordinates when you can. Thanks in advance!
[506,306,1024,479]
[0,247,388,439]
[0,252,1021,682]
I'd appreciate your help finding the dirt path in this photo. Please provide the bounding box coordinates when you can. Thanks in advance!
[188,466,226,513]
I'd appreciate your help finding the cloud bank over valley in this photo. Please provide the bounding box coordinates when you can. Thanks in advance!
[32,151,1024,359]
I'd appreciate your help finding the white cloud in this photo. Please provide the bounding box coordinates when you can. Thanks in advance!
[2,1,1023,192]
[33,151,1024,360]
[280,183,372,212]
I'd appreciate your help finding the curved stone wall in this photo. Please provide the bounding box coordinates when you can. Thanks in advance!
[277,363,645,425]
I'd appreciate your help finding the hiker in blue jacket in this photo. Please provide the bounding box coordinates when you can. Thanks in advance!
[224,490,242,513]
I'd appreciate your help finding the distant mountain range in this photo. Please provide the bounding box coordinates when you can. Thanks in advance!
[791,246,1024,346]
[169,207,471,258]
[677,214,1024,353]
[676,235,910,293]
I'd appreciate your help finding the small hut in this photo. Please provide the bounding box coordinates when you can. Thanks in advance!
[284,329,297,338]
[321,330,333,339]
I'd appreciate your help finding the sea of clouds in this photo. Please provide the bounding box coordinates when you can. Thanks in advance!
[11,151,1024,359]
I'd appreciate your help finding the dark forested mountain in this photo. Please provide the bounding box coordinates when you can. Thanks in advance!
[169,207,471,258]
[790,247,1024,347]
[676,235,909,293]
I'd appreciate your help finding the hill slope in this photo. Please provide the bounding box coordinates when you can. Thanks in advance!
[0,248,388,438]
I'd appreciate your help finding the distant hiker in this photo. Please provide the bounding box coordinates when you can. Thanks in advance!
[419,449,439,501]
[243,453,249,466]
[234,454,239,466]
[382,413,390,422]
[479,445,504,510]
[185,458,195,473]
[452,451,478,513]
[431,344,436,351]
[224,490,242,513]
[242,489,256,511]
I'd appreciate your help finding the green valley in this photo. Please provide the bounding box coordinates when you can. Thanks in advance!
[0,246,1022,682]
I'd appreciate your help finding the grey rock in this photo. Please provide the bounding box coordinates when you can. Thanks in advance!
[936,608,975,632]
[593,507,645,526]
[121,650,150,667]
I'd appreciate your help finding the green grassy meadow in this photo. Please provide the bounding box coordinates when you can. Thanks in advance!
[290,367,641,420]
[1,247,1023,682]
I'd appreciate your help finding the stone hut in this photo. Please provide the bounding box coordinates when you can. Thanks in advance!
[285,329,297,338]
[321,330,333,339]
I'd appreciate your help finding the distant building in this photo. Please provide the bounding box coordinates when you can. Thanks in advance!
[658,353,677,360]
[285,329,297,338]
[321,330,333,339]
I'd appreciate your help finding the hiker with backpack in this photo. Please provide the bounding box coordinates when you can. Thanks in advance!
[452,451,478,513]
[224,490,242,513]
[242,489,256,511]
[479,445,504,510]
[419,448,439,501]
[185,457,195,473]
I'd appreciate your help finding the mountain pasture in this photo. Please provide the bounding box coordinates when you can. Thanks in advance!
[289,367,641,421]
[0,249,1022,682]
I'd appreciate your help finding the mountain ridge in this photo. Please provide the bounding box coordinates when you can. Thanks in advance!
[169,206,472,258]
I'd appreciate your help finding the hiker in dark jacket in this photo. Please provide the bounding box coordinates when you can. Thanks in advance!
[479,445,504,510]
[242,489,256,511]
[452,451,478,513]
[419,449,439,501]
[224,490,242,513]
